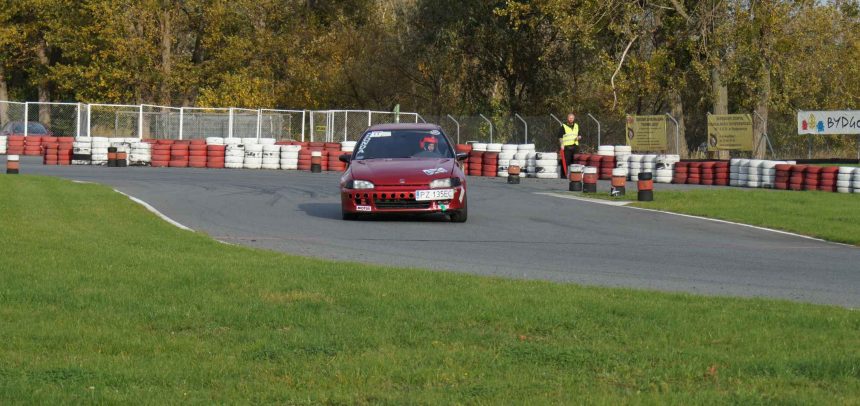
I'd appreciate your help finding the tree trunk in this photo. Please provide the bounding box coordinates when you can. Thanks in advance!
[669,88,689,158]
[160,8,173,106]
[0,65,8,124]
[711,68,730,159]
[753,67,770,159]
[36,39,51,126]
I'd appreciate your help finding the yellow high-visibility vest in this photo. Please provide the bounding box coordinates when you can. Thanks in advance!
[562,123,579,146]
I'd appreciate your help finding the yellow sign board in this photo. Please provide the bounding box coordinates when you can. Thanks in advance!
[707,114,753,151]
[625,115,667,151]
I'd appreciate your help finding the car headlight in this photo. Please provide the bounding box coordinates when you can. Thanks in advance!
[429,177,461,189]
[346,180,375,189]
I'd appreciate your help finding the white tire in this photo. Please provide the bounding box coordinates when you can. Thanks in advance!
[92,141,110,148]
[241,137,258,145]
[497,159,511,166]
[837,187,852,193]
[206,137,225,145]
[283,145,301,152]
[262,158,280,165]
[263,144,281,153]
[498,152,516,160]
[655,177,673,184]
[535,166,558,174]
[535,159,557,167]
[497,171,509,177]
[535,152,557,160]
[536,172,559,179]
[656,169,673,178]
[281,152,300,159]
[280,158,298,166]
[225,156,244,164]
[501,144,518,151]
[261,163,280,170]
[225,162,243,169]
[472,143,488,151]
[243,162,262,169]
[487,143,503,151]
[517,143,535,151]
[224,138,241,145]
[259,138,276,145]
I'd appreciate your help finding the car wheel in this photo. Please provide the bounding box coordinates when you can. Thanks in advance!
[448,199,468,223]
[342,211,359,221]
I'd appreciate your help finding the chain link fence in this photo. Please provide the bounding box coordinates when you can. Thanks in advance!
[0,101,26,134]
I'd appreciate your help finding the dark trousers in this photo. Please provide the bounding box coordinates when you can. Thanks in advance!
[561,145,578,176]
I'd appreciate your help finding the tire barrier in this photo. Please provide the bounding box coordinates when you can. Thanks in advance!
[467,150,483,176]
[152,140,172,167]
[0,136,6,154]
[91,137,110,166]
[6,154,19,174]
[225,143,244,169]
[582,166,598,193]
[310,151,322,173]
[507,164,521,184]
[262,144,281,170]
[129,142,152,166]
[244,143,263,169]
[611,168,628,196]
[72,137,92,165]
[534,152,558,179]
[42,139,59,165]
[482,152,498,177]
[456,144,472,173]
[837,167,858,193]
[280,145,301,170]
[206,144,226,169]
[24,135,42,156]
[169,141,190,168]
[568,164,583,191]
[637,171,654,201]
[614,145,632,170]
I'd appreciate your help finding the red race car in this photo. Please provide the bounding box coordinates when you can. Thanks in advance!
[339,123,468,222]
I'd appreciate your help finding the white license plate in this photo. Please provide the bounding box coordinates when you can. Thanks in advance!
[415,189,455,201]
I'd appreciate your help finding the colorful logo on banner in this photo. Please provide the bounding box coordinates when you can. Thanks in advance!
[801,113,825,133]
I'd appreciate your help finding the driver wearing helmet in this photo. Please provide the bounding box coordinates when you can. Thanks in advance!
[415,135,440,157]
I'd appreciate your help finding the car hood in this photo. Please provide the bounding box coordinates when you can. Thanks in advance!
[350,158,456,185]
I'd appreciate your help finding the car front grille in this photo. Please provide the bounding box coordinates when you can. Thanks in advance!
[373,198,432,209]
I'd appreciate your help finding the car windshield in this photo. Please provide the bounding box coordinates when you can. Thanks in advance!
[353,129,453,160]
[5,122,48,135]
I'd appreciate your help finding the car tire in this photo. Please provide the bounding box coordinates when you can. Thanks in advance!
[449,199,468,223]
[342,211,359,221]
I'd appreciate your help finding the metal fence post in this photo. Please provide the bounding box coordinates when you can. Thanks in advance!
[179,107,184,140]
[138,104,144,139]
[446,114,460,144]
[665,113,680,155]
[301,110,306,142]
[587,113,601,146]
[76,102,81,138]
[23,102,29,137]
[86,104,91,137]
[228,107,234,139]
[549,113,562,126]
[256,109,262,140]
[344,111,348,141]
[514,113,528,144]
[479,114,493,143]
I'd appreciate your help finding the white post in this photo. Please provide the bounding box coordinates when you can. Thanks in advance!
[665,113,680,155]
[23,102,28,137]
[76,102,81,138]
[86,104,91,138]
[515,113,528,144]
[256,109,262,140]
[178,108,184,140]
[309,111,314,142]
[138,104,144,139]
[479,113,493,143]
[447,115,460,144]
[228,108,234,139]
[301,110,306,142]
[587,113,601,146]
[367,110,372,127]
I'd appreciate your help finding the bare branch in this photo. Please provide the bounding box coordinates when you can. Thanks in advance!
[611,35,638,110]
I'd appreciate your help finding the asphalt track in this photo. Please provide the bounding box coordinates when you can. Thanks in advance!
[10,156,860,307]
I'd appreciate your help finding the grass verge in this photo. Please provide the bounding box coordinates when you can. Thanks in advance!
[1,175,859,403]
[571,188,860,245]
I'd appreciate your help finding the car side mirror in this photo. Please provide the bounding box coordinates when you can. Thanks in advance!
[339,153,351,163]
[456,153,468,161]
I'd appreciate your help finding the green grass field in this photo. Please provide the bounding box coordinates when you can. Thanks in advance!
[1,175,859,403]
[572,188,860,245]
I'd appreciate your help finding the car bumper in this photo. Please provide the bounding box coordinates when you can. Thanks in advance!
[341,185,466,214]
